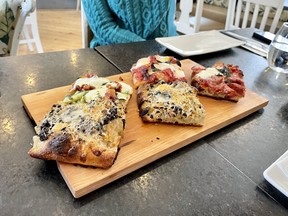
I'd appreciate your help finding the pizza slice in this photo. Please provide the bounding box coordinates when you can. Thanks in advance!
[130,55,187,89]
[131,55,206,126]
[137,81,205,126]
[191,62,246,102]
[28,74,133,168]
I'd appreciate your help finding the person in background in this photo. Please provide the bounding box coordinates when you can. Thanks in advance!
[82,0,177,47]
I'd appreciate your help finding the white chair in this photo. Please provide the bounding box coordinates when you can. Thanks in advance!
[81,1,93,48]
[19,5,43,53]
[81,1,88,48]
[225,0,285,33]
[9,0,36,55]
[77,0,81,11]
[174,0,204,34]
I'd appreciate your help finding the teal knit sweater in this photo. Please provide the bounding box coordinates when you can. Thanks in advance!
[82,0,177,47]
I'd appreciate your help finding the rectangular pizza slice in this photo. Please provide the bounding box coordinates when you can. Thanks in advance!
[28,74,133,168]
[137,81,205,126]
[190,62,246,102]
[130,55,187,89]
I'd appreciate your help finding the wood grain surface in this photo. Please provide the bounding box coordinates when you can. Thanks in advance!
[21,59,269,198]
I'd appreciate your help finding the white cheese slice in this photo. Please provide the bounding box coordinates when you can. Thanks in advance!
[84,88,107,103]
[155,55,171,62]
[69,76,133,103]
[84,81,133,103]
[116,92,131,102]
[154,93,171,103]
[196,68,223,79]
[153,84,171,103]
[132,57,150,69]
[152,62,185,78]
[118,81,133,94]
[73,76,109,89]
[61,108,85,123]
[153,62,171,71]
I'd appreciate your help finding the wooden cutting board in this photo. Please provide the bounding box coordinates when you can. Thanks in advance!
[21,59,269,198]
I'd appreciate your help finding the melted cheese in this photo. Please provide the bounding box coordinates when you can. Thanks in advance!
[132,57,150,69]
[139,82,205,126]
[51,122,67,133]
[61,108,85,123]
[153,62,184,78]
[118,81,133,94]
[67,76,133,104]
[155,55,171,62]
[38,99,124,143]
[84,81,132,103]
[117,92,131,101]
[73,76,109,89]
[31,75,131,168]
[85,88,107,102]
[132,55,175,69]
[196,68,223,79]
[132,55,185,79]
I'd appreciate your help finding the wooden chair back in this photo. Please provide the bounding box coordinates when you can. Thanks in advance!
[174,0,204,34]
[225,0,285,33]
[81,1,93,48]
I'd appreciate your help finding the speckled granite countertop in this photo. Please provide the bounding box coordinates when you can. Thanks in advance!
[1,31,288,215]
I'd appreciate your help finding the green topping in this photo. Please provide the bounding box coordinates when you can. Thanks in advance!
[217,66,230,77]
[64,91,87,104]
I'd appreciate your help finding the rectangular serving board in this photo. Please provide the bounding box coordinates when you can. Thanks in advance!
[21,59,269,198]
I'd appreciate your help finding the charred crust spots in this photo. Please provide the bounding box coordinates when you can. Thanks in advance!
[151,64,158,72]
[102,107,119,126]
[39,121,50,141]
[137,92,146,108]
[68,146,77,157]
[90,106,121,135]
[93,150,102,157]
[80,154,86,162]
[137,98,149,108]
[39,130,48,141]
[172,106,183,115]
[141,68,149,80]
[48,133,71,155]
[122,119,126,129]
[140,107,150,117]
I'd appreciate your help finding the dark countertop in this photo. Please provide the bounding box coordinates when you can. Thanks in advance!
[1,32,288,215]
[95,28,288,212]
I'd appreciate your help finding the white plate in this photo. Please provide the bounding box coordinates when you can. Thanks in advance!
[263,150,288,197]
[155,30,245,57]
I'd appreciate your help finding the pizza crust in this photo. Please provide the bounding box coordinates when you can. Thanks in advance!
[29,124,121,169]
[29,99,126,168]
[191,62,246,102]
[196,88,240,102]
[28,75,132,169]
[137,81,205,126]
